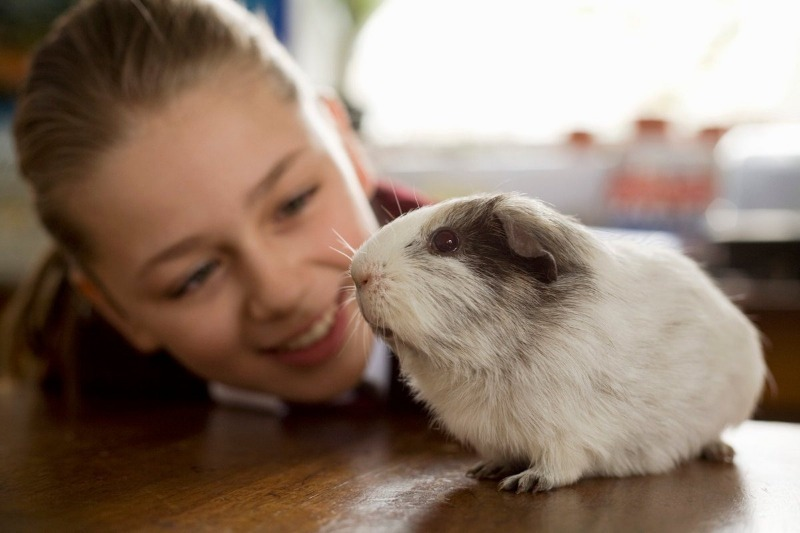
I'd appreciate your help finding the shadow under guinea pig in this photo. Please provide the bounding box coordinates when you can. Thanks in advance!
[411,461,746,533]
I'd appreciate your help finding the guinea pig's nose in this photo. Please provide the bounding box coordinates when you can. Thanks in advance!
[352,272,371,290]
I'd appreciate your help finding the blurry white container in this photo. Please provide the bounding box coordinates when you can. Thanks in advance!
[707,122,800,242]
[366,139,615,227]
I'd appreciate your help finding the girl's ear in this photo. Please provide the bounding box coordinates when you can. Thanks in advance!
[69,269,161,354]
[318,92,376,197]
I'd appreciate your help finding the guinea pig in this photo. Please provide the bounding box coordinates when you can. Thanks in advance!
[350,192,766,493]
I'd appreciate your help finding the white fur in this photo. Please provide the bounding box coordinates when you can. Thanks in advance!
[351,193,766,492]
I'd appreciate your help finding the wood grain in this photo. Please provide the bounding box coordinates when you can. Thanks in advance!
[1,382,798,532]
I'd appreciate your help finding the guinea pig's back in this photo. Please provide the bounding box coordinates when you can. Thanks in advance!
[594,239,765,437]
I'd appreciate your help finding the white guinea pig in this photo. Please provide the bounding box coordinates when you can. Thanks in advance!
[350,192,766,493]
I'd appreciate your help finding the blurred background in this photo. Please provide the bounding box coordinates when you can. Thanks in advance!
[1,0,798,419]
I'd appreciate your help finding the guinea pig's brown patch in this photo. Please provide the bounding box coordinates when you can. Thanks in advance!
[427,196,598,326]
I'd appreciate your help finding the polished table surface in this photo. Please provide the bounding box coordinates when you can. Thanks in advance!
[2,382,799,532]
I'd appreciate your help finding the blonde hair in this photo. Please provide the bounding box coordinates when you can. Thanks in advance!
[2,0,305,389]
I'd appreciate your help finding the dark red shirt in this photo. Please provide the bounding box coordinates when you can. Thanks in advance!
[371,181,427,225]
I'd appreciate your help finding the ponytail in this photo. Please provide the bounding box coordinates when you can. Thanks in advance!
[1,247,207,401]
[0,247,84,401]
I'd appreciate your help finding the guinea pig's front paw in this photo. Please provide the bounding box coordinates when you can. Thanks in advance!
[497,463,580,494]
[498,468,548,493]
[467,460,526,481]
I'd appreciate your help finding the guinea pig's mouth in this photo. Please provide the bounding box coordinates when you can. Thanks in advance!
[377,327,395,341]
[368,323,395,342]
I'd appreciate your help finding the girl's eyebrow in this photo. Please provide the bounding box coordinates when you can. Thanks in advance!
[245,147,306,208]
[137,236,207,281]
[137,147,307,280]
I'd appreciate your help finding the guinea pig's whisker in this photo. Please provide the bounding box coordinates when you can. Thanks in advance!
[330,228,356,256]
[341,304,373,362]
[338,280,355,292]
[329,245,354,263]
[338,288,356,302]
[374,303,395,341]
[344,287,356,304]
[389,180,402,217]
[492,178,515,193]
[380,205,395,222]
[355,317,372,368]
[339,289,359,308]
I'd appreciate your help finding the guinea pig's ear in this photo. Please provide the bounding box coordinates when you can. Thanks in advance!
[497,212,558,284]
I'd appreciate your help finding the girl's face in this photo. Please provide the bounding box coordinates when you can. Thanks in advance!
[67,74,379,402]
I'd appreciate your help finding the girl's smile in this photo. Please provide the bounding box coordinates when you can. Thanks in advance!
[262,301,349,367]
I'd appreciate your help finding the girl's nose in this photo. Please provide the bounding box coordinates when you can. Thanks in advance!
[243,247,303,322]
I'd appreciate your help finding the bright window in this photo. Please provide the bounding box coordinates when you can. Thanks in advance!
[344,0,800,144]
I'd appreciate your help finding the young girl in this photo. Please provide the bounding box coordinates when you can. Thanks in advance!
[1,0,423,408]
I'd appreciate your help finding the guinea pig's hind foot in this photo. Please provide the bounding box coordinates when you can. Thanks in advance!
[700,440,735,463]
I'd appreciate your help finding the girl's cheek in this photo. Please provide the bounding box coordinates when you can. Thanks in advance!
[168,324,240,376]
[157,298,242,369]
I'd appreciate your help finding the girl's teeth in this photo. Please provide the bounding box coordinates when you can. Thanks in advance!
[283,308,337,350]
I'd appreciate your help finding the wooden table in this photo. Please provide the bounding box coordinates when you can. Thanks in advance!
[2,381,798,532]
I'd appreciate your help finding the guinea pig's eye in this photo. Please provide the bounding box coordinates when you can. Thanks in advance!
[430,228,460,254]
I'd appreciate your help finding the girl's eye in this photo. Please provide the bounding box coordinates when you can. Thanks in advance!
[169,260,220,299]
[278,185,319,220]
